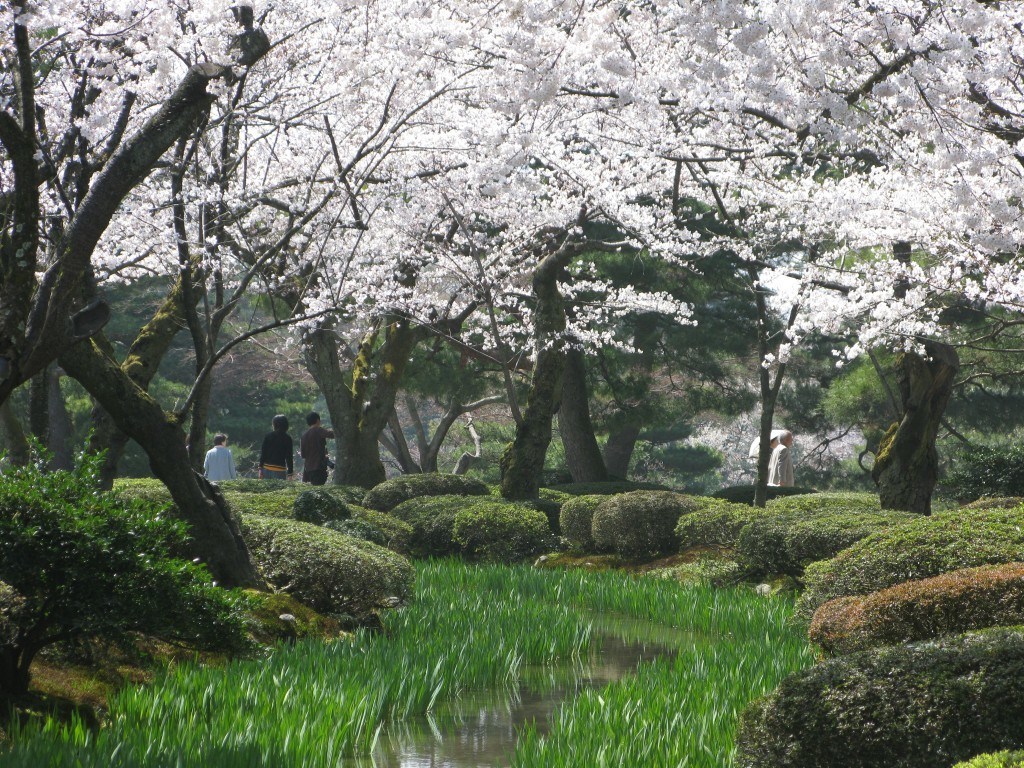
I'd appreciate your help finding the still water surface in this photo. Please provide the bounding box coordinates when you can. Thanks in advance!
[343,615,693,768]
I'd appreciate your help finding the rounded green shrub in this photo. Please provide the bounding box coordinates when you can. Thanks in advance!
[362,473,490,512]
[2,458,247,695]
[953,752,1024,768]
[239,515,413,617]
[944,445,1024,502]
[347,506,413,554]
[292,488,350,524]
[737,627,1024,768]
[223,489,297,519]
[798,505,1024,619]
[388,495,468,557]
[810,563,1024,655]
[560,494,606,552]
[591,491,703,559]
[711,484,816,505]
[964,497,1024,511]
[675,499,767,551]
[737,500,913,579]
[452,500,554,563]
[549,480,671,497]
[325,517,389,547]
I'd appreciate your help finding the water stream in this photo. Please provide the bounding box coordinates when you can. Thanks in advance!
[343,615,693,768]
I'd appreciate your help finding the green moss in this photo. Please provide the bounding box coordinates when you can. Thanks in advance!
[243,590,342,643]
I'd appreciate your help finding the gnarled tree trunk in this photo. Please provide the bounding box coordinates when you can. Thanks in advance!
[61,340,262,588]
[872,341,959,515]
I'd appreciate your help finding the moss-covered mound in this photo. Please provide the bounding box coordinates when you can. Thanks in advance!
[243,590,342,643]
[953,752,1024,768]
[548,480,672,497]
[798,505,1024,619]
[738,501,913,579]
[710,484,815,505]
[592,491,703,559]
[560,494,607,552]
[362,474,489,512]
[452,500,554,563]
[810,563,1024,655]
[239,515,413,617]
[737,628,1024,768]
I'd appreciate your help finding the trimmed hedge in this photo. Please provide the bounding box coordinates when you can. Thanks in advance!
[292,489,350,524]
[798,505,1024,619]
[346,506,413,554]
[945,445,1024,502]
[388,495,467,557]
[675,500,767,551]
[560,494,607,552]
[452,500,554,563]
[737,497,912,579]
[239,515,413,616]
[810,563,1024,655]
[591,491,703,559]
[737,627,1024,768]
[362,473,489,512]
[711,484,815,505]
[964,497,1024,511]
[548,480,672,497]
[953,753,1024,768]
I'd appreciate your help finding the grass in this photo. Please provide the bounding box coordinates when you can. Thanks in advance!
[0,562,811,767]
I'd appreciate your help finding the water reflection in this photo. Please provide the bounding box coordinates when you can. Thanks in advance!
[343,616,692,767]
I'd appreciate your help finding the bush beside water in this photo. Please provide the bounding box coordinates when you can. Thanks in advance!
[592,491,702,559]
[239,515,413,616]
[737,628,1024,768]
[797,505,1024,619]
[560,494,606,552]
[810,563,1024,655]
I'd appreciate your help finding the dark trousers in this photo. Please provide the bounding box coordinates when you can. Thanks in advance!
[303,468,328,486]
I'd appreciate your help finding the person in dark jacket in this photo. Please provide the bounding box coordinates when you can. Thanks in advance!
[259,414,293,480]
[300,411,335,485]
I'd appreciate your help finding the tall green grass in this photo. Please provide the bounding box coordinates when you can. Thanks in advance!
[0,561,811,767]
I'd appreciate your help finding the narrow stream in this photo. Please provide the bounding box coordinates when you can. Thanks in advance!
[343,616,693,767]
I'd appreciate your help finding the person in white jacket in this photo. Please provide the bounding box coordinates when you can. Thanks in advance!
[768,431,795,487]
[204,433,237,482]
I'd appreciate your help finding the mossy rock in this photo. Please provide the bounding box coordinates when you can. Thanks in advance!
[592,491,704,559]
[737,627,1024,768]
[798,505,1024,619]
[239,515,413,617]
[711,484,816,505]
[810,563,1024,655]
[244,590,342,643]
[362,474,490,512]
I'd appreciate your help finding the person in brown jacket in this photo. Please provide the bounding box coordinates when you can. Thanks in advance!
[300,411,335,485]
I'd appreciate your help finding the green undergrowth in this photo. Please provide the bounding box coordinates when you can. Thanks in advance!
[1,562,811,767]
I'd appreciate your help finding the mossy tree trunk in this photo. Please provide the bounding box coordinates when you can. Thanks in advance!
[603,425,640,479]
[60,340,263,588]
[500,248,572,500]
[304,318,425,489]
[871,341,959,515]
[560,348,608,482]
[0,398,29,467]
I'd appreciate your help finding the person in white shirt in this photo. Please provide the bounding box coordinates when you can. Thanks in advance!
[204,433,237,482]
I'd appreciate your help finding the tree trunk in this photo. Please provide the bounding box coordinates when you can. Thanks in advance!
[603,425,640,480]
[0,645,32,697]
[0,398,30,467]
[501,250,570,500]
[46,367,72,471]
[304,320,423,489]
[560,348,608,482]
[61,340,263,588]
[872,341,959,515]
